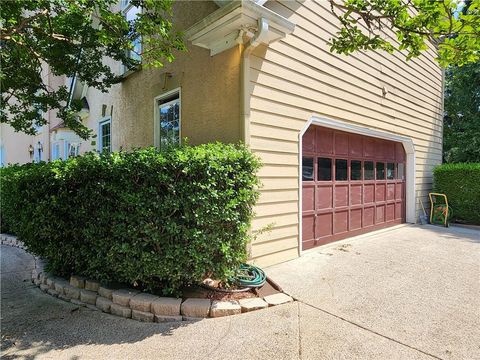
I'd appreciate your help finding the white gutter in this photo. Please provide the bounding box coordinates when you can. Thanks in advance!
[241,18,269,144]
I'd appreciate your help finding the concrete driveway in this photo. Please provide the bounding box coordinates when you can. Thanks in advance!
[267,224,480,360]
[1,225,479,359]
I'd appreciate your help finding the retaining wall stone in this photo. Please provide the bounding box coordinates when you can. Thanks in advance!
[85,280,101,292]
[80,289,97,305]
[181,299,211,318]
[110,303,132,318]
[3,233,294,324]
[210,300,241,318]
[132,310,154,322]
[112,289,139,307]
[151,297,182,316]
[70,275,86,289]
[96,297,113,313]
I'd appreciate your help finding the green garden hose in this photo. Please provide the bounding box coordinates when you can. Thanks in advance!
[200,263,267,293]
[235,263,266,288]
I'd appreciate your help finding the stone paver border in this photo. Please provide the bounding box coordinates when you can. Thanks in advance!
[1,234,294,323]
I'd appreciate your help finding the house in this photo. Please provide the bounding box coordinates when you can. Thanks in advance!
[2,0,443,267]
[0,69,88,165]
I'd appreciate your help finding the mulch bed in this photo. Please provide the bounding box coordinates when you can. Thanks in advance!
[182,278,281,301]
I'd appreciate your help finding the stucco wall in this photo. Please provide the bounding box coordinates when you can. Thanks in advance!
[82,1,242,153]
[1,65,73,165]
[0,124,34,166]
[247,1,444,267]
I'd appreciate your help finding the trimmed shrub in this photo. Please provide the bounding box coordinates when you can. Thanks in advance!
[0,164,22,234]
[433,163,480,225]
[0,144,260,294]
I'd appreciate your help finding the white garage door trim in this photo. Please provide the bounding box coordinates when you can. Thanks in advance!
[298,116,416,256]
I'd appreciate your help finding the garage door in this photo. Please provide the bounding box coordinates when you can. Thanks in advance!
[302,126,406,250]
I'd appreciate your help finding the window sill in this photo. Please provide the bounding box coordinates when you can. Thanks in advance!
[120,65,142,80]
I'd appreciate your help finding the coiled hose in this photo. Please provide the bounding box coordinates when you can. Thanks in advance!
[201,263,266,293]
[235,263,266,288]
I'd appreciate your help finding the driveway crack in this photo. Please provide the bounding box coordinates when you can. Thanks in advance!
[297,301,302,360]
[296,298,444,360]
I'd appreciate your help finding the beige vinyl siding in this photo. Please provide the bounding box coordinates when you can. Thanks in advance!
[248,0,443,267]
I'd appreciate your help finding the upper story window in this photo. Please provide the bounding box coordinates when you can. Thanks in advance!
[122,0,142,73]
[34,142,44,163]
[66,143,80,158]
[33,104,43,134]
[156,90,180,149]
[98,118,112,153]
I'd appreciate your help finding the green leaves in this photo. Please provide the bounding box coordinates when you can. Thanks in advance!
[0,143,260,295]
[329,0,480,67]
[443,62,480,163]
[1,0,186,138]
[433,163,480,224]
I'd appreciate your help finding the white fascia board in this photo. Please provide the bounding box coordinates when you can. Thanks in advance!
[186,0,295,56]
[213,0,269,8]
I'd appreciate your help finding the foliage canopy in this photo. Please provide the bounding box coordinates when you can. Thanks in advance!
[329,0,480,67]
[443,62,480,163]
[1,0,185,138]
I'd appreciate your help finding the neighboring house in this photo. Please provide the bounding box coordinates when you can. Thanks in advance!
[3,0,444,267]
[0,68,88,165]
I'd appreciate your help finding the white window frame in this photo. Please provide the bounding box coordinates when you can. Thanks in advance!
[0,146,4,167]
[121,0,142,75]
[154,88,181,149]
[66,143,80,158]
[34,142,43,163]
[98,117,112,153]
[51,142,61,160]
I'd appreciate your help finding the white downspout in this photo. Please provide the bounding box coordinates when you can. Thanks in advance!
[241,18,269,145]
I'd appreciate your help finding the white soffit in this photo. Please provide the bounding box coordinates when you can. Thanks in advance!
[186,0,295,56]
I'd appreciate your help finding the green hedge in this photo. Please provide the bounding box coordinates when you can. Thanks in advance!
[0,144,260,294]
[433,163,480,225]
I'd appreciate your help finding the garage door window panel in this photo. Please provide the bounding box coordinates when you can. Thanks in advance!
[335,159,348,181]
[387,162,395,180]
[351,160,362,181]
[317,157,332,181]
[364,161,375,180]
[376,162,385,180]
[302,157,314,181]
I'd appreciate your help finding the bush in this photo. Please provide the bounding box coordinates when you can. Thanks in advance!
[1,164,23,234]
[0,144,260,294]
[433,163,480,225]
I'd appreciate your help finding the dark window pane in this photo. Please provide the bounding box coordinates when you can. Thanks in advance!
[387,162,395,179]
[302,157,314,181]
[335,159,348,181]
[376,162,385,180]
[397,163,405,180]
[351,160,362,180]
[364,161,374,180]
[317,158,332,181]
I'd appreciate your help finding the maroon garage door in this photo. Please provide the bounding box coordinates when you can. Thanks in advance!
[302,126,406,250]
